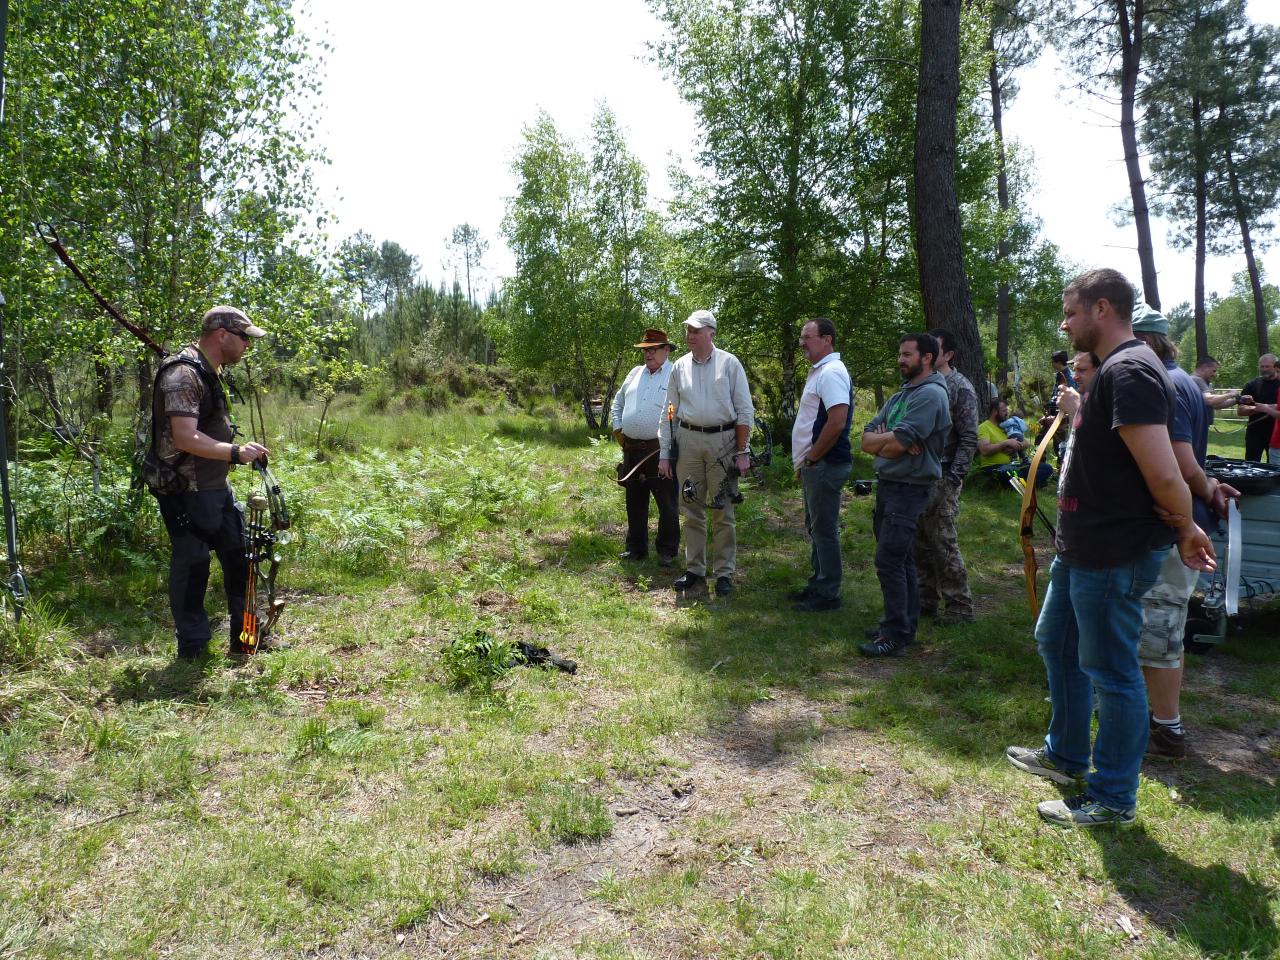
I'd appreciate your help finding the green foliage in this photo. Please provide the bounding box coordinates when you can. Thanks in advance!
[0,598,68,671]
[526,781,613,845]
[498,106,673,422]
[440,629,516,695]
[0,0,336,444]
[1177,273,1280,384]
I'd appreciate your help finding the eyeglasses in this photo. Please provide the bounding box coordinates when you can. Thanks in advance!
[226,328,251,344]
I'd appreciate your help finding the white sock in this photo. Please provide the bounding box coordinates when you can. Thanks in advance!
[1153,714,1184,735]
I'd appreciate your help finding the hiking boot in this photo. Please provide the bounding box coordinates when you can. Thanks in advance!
[1037,794,1135,828]
[938,610,977,625]
[657,554,677,568]
[1146,717,1187,759]
[619,550,647,562]
[715,576,734,597]
[863,624,884,639]
[786,586,814,602]
[672,571,705,591]
[1004,745,1085,786]
[859,635,906,658]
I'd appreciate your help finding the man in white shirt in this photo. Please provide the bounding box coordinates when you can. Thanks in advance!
[658,310,756,597]
[788,318,853,612]
[610,328,679,565]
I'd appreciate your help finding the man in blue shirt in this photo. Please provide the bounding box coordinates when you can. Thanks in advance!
[1130,307,1238,759]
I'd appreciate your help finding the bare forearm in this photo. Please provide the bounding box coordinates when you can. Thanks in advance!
[1120,423,1193,524]
[172,422,235,462]
[1173,441,1216,502]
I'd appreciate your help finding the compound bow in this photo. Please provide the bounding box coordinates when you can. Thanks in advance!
[239,459,290,653]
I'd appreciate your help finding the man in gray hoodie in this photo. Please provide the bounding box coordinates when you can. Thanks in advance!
[859,333,952,657]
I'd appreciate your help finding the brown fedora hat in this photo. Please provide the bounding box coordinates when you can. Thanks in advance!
[635,328,675,349]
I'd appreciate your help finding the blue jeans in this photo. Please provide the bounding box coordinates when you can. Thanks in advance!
[872,479,932,643]
[801,459,852,600]
[1034,549,1165,810]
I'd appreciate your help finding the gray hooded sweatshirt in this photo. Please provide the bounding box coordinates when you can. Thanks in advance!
[865,372,952,484]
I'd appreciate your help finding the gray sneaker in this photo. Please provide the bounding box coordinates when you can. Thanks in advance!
[1037,794,1135,828]
[1004,745,1085,786]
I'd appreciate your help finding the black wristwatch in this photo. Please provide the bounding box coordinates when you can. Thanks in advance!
[230,443,240,465]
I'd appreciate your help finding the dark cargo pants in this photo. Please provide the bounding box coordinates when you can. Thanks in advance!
[156,487,248,657]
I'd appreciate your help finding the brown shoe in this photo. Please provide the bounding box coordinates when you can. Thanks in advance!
[1146,717,1187,758]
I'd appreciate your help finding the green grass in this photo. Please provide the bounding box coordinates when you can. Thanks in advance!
[0,393,1276,958]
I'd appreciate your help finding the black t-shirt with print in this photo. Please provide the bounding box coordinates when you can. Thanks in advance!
[1055,340,1177,568]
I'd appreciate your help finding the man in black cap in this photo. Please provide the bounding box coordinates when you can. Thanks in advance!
[152,305,269,659]
[610,328,679,565]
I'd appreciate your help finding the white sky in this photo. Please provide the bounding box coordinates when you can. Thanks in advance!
[302,0,1280,314]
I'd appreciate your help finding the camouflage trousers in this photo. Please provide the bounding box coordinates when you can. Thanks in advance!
[913,476,973,618]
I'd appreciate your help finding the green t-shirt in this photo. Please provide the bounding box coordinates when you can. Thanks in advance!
[977,419,1012,468]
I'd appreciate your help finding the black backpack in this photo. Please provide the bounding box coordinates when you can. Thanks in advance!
[140,355,226,496]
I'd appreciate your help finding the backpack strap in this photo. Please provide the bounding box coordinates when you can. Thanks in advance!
[150,355,226,459]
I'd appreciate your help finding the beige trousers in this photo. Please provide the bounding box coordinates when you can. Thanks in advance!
[675,426,739,578]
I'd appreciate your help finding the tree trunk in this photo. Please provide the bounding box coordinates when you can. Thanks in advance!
[1224,145,1270,354]
[914,0,985,392]
[1192,92,1208,361]
[94,359,114,416]
[988,27,1012,388]
[136,358,152,415]
[1116,0,1161,309]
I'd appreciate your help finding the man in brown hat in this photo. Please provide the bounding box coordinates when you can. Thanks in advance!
[153,305,270,660]
[610,328,679,565]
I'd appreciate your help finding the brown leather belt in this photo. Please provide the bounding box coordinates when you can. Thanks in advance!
[623,436,660,450]
[678,419,735,433]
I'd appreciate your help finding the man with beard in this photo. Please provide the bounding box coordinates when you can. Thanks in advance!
[858,333,951,657]
[1006,269,1215,828]
[153,306,270,660]
[1239,354,1279,462]
[913,328,978,624]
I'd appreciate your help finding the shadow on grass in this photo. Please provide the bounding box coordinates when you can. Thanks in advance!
[108,658,220,704]
[493,418,593,449]
[1095,825,1279,956]
[1144,756,1280,823]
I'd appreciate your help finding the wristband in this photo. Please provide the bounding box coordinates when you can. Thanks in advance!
[230,443,240,465]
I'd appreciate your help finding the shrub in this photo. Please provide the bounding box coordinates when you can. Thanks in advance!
[440,629,515,695]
